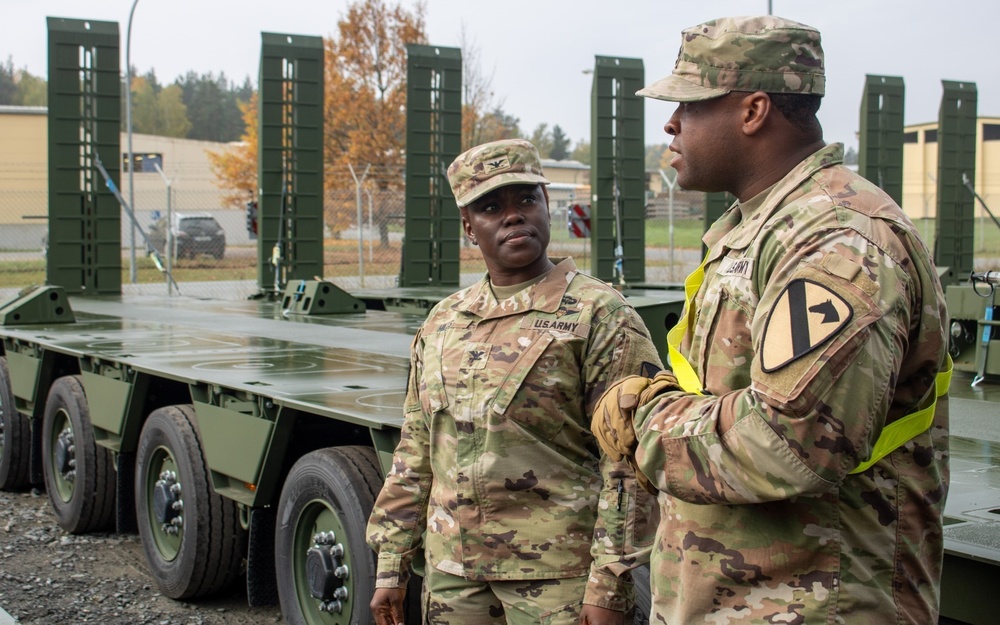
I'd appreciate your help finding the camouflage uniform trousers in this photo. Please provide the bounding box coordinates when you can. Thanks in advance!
[421,566,589,625]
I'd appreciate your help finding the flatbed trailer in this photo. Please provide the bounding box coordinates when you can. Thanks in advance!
[0,284,424,623]
[0,283,688,624]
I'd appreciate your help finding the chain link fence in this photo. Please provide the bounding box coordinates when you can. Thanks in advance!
[4,159,999,304]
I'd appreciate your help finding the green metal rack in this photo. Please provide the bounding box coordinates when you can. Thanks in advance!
[859,75,905,205]
[590,56,645,285]
[45,17,122,295]
[257,32,325,295]
[399,44,462,288]
[935,80,978,284]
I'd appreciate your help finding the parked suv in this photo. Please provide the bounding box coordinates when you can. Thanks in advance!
[149,212,226,260]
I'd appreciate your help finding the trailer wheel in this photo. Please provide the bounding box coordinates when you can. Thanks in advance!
[0,356,31,490]
[135,405,245,599]
[41,375,115,533]
[276,446,385,625]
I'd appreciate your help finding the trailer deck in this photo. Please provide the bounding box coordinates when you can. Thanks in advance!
[2,293,421,429]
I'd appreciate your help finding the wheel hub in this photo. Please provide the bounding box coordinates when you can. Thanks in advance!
[153,470,183,534]
[55,426,76,480]
[306,531,349,613]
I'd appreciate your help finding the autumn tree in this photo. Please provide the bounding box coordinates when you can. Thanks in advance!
[325,0,427,244]
[206,92,258,208]
[208,0,430,241]
[571,140,590,165]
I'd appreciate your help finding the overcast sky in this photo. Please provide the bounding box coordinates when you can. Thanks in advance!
[3,0,997,152]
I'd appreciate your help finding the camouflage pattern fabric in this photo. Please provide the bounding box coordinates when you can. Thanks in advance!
[637,15,825,103]
[367,258,663,612]
[421,567,588,625]
[633,144,949,623]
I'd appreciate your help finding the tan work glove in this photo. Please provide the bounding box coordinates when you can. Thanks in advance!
[592,371,680,494]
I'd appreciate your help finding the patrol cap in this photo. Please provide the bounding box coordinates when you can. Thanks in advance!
[637,15,825,103]
[447,139,550,208]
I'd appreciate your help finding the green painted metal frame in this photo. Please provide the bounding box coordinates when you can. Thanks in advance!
[257,32,325,294]
[590,56,645,285]
[859,75,905,204]
[399,44,462,288]
[935,80,978,284]
[46,17,122,295]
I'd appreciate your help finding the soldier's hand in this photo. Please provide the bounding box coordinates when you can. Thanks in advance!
[371,586,407,625]
[593,371,680,494]
[639,370,680,406]
[592,371,681,461]
[592,375,651,461]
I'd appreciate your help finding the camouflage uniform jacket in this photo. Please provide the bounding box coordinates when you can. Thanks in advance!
[634,144,949,624]
[367,258,662,611]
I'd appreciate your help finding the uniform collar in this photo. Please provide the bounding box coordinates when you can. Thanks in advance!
[458,257,578,319]
[704,143,844,257]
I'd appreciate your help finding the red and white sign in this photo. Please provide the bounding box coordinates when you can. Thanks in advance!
[568,203,591,238]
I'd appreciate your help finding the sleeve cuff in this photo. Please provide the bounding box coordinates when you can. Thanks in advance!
[374,552,410,589]
[584,565,633,612]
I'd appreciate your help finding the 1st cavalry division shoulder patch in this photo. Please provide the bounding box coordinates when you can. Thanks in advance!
[760,278,853,372]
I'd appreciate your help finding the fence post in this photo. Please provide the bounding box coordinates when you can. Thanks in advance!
[153,163,174,295]
[348,163,371,287]
[366,187,375,263]
[659,169,677,281]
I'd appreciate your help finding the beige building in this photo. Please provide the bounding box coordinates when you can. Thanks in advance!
[0,105,236,249]
[539,158,589,216]
[0,105,48,223]
[902,116,1000,221]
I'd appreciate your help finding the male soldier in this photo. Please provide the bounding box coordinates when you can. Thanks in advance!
[367,139,661,625]
[592,15,950,623]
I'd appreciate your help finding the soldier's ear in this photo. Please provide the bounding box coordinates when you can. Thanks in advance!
[460,208,474,239]
[740,91,771,136]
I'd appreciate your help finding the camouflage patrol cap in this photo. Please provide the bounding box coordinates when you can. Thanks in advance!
[638,15,825,102]
[447,139,550,208]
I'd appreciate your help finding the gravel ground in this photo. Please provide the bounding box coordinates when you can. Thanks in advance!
[0,488,283,625]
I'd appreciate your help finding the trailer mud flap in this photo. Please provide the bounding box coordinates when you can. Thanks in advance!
[247,506,279,607]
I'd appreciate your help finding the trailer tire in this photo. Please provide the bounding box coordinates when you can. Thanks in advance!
[0,356,31,490]
[276,446,385,625]
[135,405,245,599]
[41,375,115,533]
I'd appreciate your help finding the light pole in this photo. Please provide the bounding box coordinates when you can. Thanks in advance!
[126,0,140,283]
